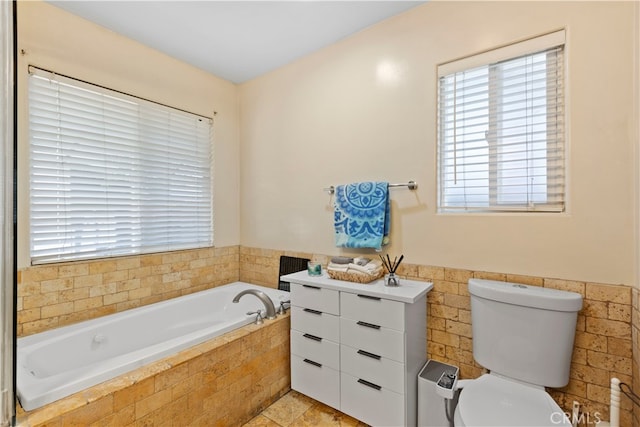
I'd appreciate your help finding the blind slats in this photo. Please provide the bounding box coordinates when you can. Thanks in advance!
[437,32,565,213]
[29,68,214,264]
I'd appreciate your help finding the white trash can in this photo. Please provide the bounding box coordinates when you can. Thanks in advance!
[417,360,459,427]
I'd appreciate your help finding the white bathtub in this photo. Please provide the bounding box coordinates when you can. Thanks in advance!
[17,282,289,411]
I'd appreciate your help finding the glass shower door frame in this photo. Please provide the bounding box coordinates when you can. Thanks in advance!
[0,0,15,425]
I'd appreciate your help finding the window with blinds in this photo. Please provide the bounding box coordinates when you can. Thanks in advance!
[437,30,565,213]
[28,67,213,264]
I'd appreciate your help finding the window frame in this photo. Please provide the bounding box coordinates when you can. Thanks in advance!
[27,67,214,265]
[436,30,566,213]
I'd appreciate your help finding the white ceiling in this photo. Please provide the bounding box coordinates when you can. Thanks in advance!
[48,1,426,84]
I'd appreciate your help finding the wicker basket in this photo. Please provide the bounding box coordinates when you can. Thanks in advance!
[326,269,384,284]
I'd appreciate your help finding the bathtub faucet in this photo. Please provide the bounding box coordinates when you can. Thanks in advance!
[232,289,277,320]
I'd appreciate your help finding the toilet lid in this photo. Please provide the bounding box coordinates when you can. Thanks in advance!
[456,374,571,427]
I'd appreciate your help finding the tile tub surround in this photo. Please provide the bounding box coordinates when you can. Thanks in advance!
[17,246,240,337]
[240,246,635,427]
[16,313,291,427]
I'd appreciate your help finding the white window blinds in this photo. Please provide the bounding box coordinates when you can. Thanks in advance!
[437,30,565,213]
[28,67,213,264]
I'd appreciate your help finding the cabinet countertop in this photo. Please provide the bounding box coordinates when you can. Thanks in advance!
[281,270,433,304]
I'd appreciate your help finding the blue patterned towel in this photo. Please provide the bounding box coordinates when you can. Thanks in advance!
[334,181,390,250]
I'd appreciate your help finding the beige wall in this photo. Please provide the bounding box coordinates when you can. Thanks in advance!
[16,1,639,285]
[239,1,638,286]
[16,1,241,269]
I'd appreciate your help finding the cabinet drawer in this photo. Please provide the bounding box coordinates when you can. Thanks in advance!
[291,354,340,410]
[291,306,340,342]
[291,329,340,371]
[340,292,405,331]
[340,317,404,363]
[340,344,405,395]
[340,372,404,427]
[291,283,339,315]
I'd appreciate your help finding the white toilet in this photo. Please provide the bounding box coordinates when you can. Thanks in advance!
[454,278,583,427]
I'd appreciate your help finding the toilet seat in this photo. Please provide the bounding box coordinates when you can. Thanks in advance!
[455,374,571,427]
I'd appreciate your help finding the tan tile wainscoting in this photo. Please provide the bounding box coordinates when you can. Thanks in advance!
[15,245,639,426]
[240,246,636,427]
[633,288,640,427]
[17,247,240,337]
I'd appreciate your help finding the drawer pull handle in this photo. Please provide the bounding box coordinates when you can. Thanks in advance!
[303,308,322,315]
[302,284,321,290]
[303,333,322,342]
[357,294,381,301]
[357,349,381,360]
[357,378,382,391]
[303,358,322,368]
[357,320,381,330]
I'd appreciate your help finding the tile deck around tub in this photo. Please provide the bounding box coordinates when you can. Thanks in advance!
[243,390,369,427]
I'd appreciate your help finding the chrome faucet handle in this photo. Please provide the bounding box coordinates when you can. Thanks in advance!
[233,289,277,319]
[246,310,264,325]
[277,300,291,316]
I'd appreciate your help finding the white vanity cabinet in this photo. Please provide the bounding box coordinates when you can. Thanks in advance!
[284,271,432,427]
[289,283,341,410]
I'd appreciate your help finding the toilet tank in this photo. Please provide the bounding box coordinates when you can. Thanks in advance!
[469,279,582,388]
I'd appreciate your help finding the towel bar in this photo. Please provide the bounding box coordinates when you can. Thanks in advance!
[323,180,417,195]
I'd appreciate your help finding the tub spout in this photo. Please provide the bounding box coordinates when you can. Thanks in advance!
[232,289,277,320]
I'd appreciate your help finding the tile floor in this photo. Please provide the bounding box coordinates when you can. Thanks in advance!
[242,390,369,427]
